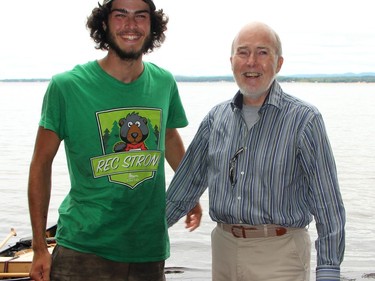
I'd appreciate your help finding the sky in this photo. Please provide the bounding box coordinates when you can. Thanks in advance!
[1,0,374,79]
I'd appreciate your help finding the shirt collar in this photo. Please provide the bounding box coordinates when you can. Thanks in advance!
[231,90,244,110]
[230,80,284,111]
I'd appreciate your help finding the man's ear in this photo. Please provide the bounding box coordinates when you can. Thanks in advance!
[276,56,284,74]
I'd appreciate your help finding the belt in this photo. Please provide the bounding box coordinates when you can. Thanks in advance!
[217,223,301,238]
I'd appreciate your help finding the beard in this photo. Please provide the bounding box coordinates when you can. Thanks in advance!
[107,31,152,61]
[239,86,268,101]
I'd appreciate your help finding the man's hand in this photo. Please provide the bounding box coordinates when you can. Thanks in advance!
[185,203,203,231]
[29,248,52,281]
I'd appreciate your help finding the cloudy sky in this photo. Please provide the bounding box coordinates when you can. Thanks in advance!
[1,0,374,79]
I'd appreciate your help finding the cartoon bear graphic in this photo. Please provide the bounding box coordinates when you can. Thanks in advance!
[114,112,149,152]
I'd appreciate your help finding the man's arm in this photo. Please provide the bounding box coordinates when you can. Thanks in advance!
[301,115,345,281]
[28,127,61,281]
[165,128,202,231]
[165,128,185,171]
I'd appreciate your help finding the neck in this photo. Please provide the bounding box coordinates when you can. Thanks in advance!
[98,52,144,83]
[243,95,267,107]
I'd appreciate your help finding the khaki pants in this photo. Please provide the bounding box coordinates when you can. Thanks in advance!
[211,225,311,281]
[50,245,166,281]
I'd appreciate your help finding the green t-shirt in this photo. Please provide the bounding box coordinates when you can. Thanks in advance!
[40,61,188,262]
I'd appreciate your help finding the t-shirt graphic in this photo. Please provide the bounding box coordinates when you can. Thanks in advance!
[91,107,162,189]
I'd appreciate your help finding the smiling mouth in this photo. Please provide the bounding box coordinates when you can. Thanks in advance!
[119,32,142,41]
[125,35,140,40]
[242,72,262,78]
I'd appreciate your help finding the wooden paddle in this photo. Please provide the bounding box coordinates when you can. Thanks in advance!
[0,228,17,249]
[0,272,30,278]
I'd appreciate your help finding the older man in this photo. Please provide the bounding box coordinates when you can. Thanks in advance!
[166,22,345,281]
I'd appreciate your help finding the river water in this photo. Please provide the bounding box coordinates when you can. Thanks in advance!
[1,81,374,280]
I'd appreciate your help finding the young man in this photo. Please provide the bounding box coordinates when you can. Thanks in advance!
[28,0,201,280]
[166,22,345,281]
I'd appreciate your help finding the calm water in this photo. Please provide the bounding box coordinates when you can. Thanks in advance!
[1,81,374,280]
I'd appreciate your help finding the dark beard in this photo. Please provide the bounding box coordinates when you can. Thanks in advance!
[107,32,152,61]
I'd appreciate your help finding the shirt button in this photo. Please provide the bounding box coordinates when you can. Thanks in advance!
[238,196,241,200]
[241,171,244,175]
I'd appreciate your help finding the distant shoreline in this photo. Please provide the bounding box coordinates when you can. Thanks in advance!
[1,74,375,83]
[175,75,375,83]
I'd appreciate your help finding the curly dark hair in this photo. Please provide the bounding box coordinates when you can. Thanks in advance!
[86,0,168,54]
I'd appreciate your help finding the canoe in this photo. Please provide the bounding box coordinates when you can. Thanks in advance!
[0,225,56,280]
[1,225,186,280]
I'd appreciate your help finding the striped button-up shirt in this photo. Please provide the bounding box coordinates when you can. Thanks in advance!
[166,80,345,280]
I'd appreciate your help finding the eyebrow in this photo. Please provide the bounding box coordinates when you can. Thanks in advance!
[111,8,150,15]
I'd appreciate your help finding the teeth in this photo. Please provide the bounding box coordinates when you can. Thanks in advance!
[243,72,261,77]
[119,32,141,40]
[124,35,139,40]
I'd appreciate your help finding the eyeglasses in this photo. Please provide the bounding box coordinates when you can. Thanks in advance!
[229,147,244,187]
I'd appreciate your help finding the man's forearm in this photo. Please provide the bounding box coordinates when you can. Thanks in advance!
[28,162,52,251]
